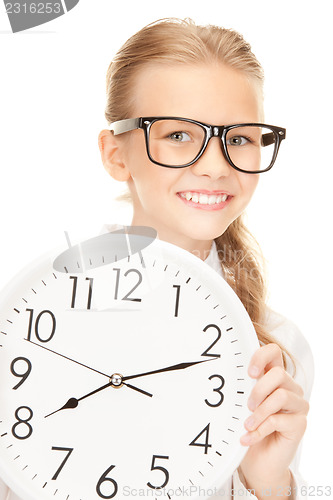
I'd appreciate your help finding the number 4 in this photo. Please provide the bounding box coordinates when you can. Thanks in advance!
[189,423,212,454]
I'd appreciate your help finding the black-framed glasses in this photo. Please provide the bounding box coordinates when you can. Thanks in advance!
[109,116,286,174]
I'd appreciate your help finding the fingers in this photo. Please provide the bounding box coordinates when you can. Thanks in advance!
[241,412,308,446]
[244,388,309,433]
[241,343,309,447]
[247,365,303,411]
[248,343,284,378]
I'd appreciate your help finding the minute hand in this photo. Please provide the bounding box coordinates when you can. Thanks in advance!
[122,358,217,382]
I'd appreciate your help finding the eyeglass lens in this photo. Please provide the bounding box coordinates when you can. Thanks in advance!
[148,120,277,171]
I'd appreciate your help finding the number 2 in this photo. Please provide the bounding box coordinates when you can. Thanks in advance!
[113,268,142,302]
[201,324,221,358]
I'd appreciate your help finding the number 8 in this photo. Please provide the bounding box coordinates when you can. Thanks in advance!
[11,406,33,440]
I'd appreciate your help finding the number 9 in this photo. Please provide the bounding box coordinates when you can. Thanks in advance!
[10,357,32,390]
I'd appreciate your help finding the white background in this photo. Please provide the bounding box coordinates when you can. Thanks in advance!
[0,0,332,489]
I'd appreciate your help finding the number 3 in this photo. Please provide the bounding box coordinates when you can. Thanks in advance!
[205,374,225,407]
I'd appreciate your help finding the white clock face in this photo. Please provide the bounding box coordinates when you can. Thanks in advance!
[0,238,259,500]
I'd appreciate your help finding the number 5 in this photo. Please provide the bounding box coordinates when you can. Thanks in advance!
[147,454,169,489]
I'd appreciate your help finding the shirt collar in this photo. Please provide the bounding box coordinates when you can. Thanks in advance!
[204,241,223,277]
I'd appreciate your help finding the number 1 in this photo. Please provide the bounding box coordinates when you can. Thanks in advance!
[70,276,94,309]
[173,285,181,317]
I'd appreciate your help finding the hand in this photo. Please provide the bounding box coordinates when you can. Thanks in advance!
[239,343,309,497]
[122,357,217,382]
[45,379,153,418]
[32,341,154,418]
[27,339,110,378]
[45,358,216,417]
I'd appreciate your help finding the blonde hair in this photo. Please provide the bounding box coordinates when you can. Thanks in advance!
[104,18,293,370]
[105,17,264,124]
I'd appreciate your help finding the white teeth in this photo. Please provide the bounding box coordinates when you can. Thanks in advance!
[180,192,229,205]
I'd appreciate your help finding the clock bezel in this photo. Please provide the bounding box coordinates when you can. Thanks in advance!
[0,237,259,500]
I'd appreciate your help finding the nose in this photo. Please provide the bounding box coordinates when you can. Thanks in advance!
[190,136,232,179]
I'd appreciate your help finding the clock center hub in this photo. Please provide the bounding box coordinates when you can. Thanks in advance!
[110,373,123,388]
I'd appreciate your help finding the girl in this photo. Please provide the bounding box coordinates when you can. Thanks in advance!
[97,17,313,499]
[0,16,313,500]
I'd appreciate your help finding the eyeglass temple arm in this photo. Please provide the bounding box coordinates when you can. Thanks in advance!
[109,118,141,135]
[261,132,276,147]
[261,129,286,147]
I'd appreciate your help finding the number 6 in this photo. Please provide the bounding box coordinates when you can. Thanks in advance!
[96,465,118,499]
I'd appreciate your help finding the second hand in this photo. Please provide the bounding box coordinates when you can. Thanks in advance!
[26,339,110,377]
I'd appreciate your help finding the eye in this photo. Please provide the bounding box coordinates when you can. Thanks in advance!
[168,131,192,142]
[227,135,249,146]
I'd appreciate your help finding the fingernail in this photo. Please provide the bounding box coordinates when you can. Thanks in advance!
[249,365,260,377]
[247,398,256,411]
[240,433,252,446]
[244,416,255,430]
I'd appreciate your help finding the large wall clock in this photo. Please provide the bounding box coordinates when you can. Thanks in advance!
[0,228,259,499]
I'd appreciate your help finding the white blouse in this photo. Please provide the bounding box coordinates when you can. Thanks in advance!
[204,241,314,498]
[0,241,314,500]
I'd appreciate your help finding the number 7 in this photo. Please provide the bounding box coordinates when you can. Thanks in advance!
[51,447,74,480]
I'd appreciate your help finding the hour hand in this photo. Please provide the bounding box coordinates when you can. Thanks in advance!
[45,397,79,418]
[45,380,153,418]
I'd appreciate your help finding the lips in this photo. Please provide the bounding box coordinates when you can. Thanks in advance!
[177,190,232,210]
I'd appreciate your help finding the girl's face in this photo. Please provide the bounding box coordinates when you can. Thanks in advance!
[109,63,261,258]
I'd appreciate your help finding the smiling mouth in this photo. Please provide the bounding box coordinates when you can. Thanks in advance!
[177,191,231,209]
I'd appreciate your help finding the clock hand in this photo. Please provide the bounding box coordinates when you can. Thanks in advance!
[26,339,110,378]
[45,379,153,418]
[122,357,218,382]
[124,382,153,397]
[45,359,215,418]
